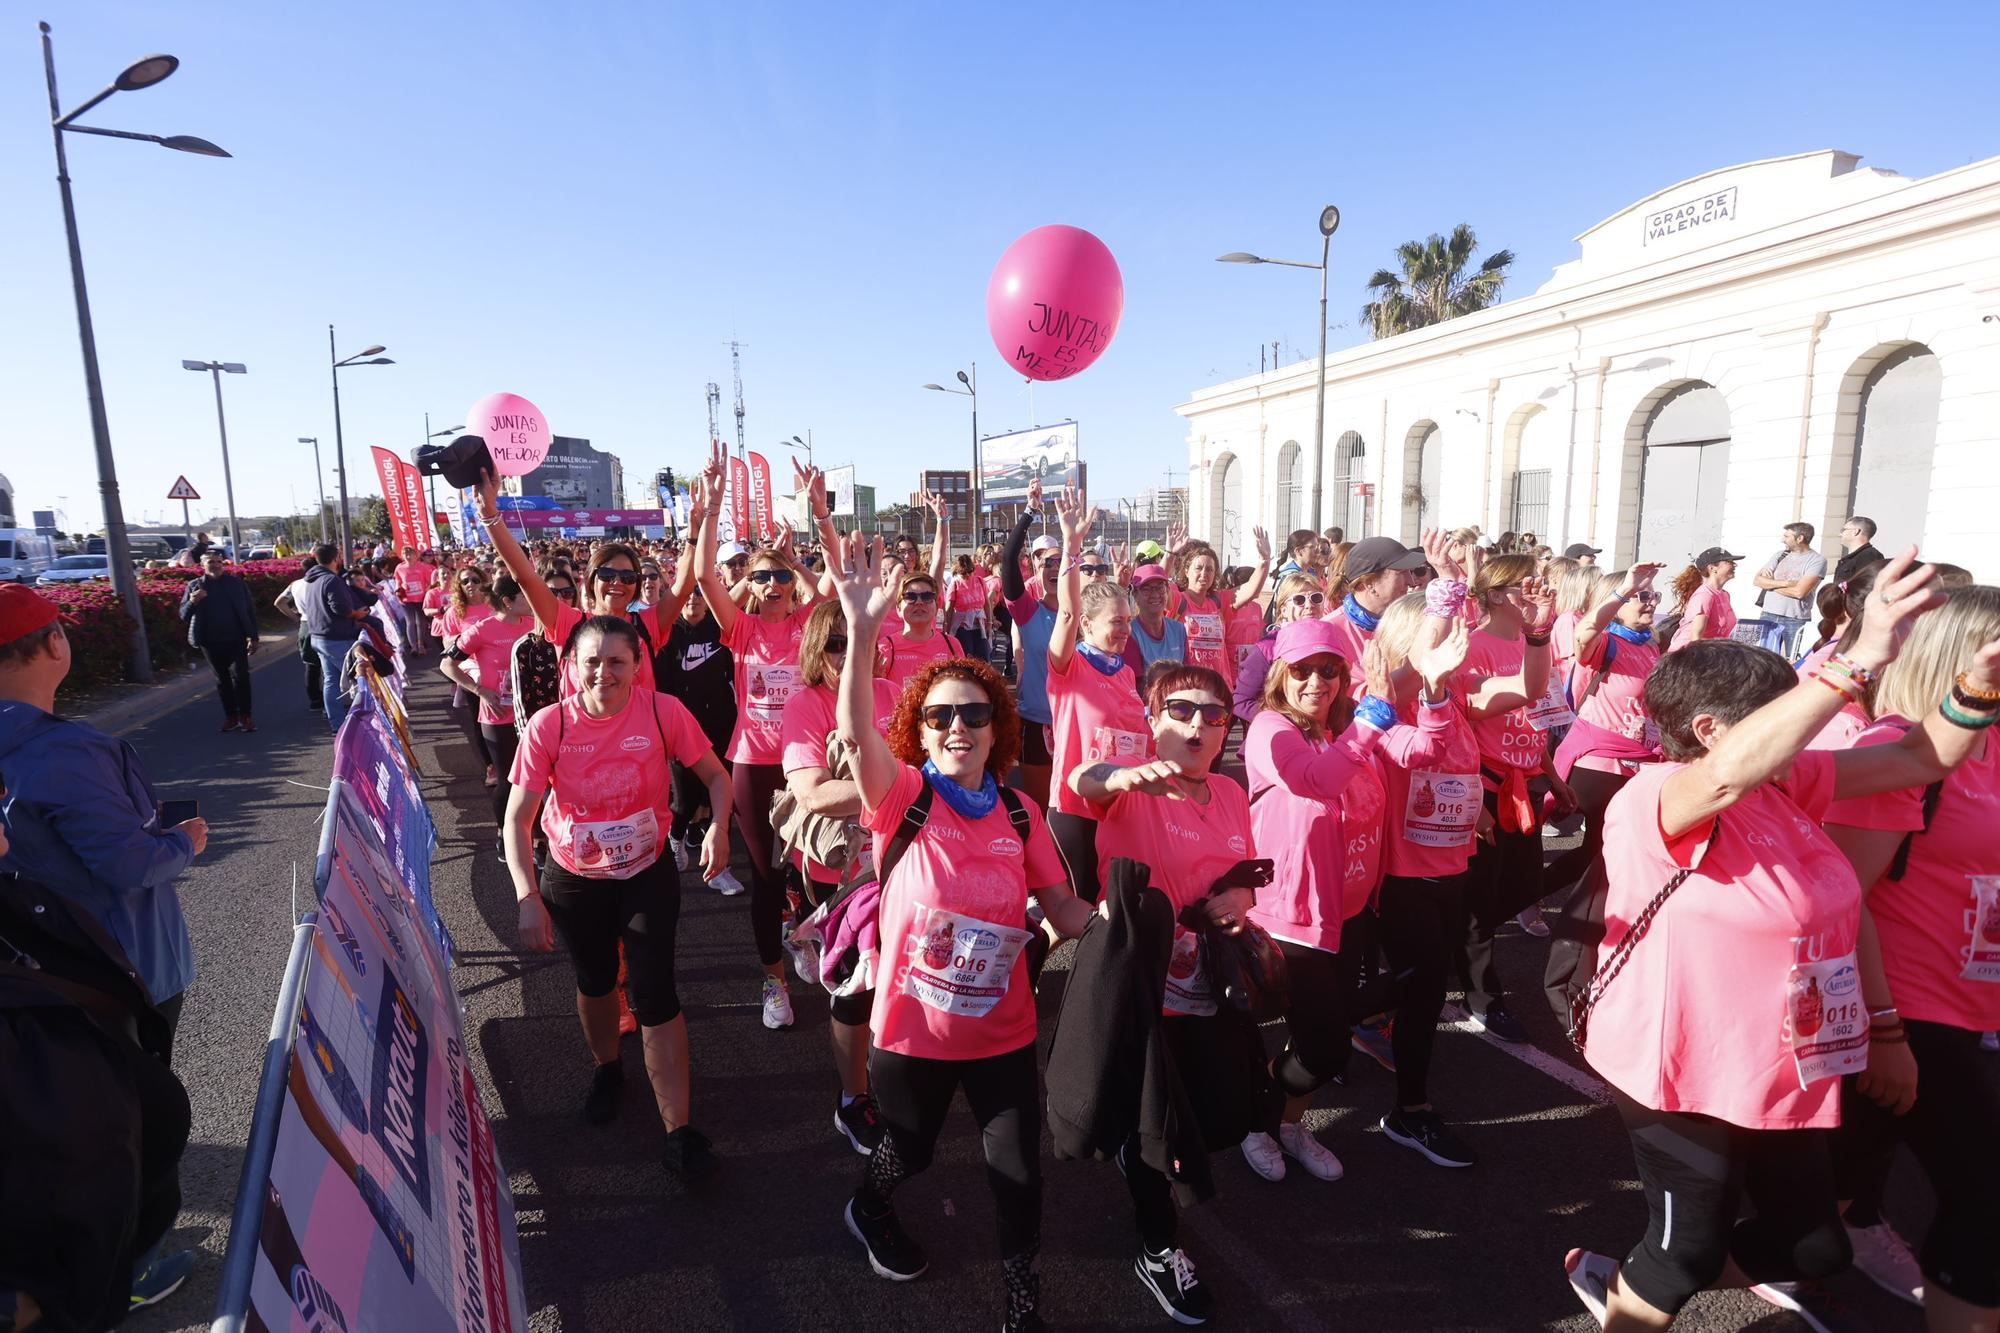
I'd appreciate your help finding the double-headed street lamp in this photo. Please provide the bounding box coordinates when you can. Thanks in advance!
[423,414,464,547]
[1218,204,1341,531]
[182,360,245,558]
[328,328,393,559]
[41,22,230,682]
[298,437,327,543]
[922,364,978,542]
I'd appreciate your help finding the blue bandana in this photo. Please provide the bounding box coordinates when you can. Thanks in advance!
[922,760,1000,819]
[1076,641,1127,677]
[1607,623,1652,646]
[1342,594,1381,633]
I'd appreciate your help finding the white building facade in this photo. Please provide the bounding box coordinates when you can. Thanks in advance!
[1177,150,2000,603]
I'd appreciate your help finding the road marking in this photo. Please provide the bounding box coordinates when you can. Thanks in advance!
[1441,1003,1610,1104]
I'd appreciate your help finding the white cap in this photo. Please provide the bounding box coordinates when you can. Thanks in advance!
[1030,535,1061,555]
[721,541,749,560]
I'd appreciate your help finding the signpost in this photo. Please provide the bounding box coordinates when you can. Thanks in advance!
[167,474,200,550]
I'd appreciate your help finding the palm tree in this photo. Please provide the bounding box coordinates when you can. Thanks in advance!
[1361,224,1515,340]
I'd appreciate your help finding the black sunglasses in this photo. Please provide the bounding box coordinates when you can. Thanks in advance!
[1285,661,1343,683]
[1286,591,1327,609]
[823,634,849,655]
[901,588,936,603]
[1078,563,1109,576]
[1038,555,1062,567]
[1160,698,1231,728]
[921,702,994,731]
[595,568,641,585]
[750,568,796,585]
[551,585,577,598]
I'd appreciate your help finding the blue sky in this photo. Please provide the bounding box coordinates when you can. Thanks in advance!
[3,1,1994,533]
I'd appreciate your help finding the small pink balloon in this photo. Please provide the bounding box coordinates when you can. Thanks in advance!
[468,392,552,476]
[985,225,1124,382]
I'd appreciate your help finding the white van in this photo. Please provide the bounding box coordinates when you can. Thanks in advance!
[0,530,55,584]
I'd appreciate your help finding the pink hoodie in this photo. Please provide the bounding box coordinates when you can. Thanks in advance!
[1242,710,1387,954]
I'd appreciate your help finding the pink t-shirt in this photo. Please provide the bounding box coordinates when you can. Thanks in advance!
[1806,703,1871,752]
[1228,602,1265,679]
[725,607,811,765]
[440,601,493,648]
[1457,628,1546,779]
[1242,710,1387,954]
[1587,751,1862,1129]
[1572,633,1661,775]
[1824,718,2000,1032]
[548,602,658,697]
[864,764,1066,1061]
[1315,606,1374,701]
[1045,651,1151,819]
[780,679,899,881]
[455,615,532,725]
[1795,641,1838,680]
[1173,590,1236,687]
[395,561,435,602]
[880,628,962,695]
[1376,700,1483,880]
[1668,584,1736,652]
[511,690,710,879]
[1551,611,1580,679]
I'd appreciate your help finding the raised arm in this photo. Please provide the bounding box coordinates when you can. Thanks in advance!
[1461,576,1555,718]
[1833,629,2000,800]
[826,530,901,806]
[1000,477,1042,603]
[1230,526,1274,610]
[1574,564,1662,666]
[925,489,949,586]
[1247,714,1383,802]
[1047,484,1086,673]
[692,463,740,637]
[473,467,564,634]
[794,460,842,599]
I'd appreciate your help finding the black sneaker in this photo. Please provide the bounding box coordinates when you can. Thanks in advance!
[1135,1246,1215,1325]
[1379,1107,1476,1168]
[1467,1003,1530,1044]
[662,1125,717,1186]
[834,1094,884,1155]
[845,1196,928,1280]
[582,1061,623,1125]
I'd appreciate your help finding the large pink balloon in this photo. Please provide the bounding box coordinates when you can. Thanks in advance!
[467,392,552,476]
[985,225,1124,382]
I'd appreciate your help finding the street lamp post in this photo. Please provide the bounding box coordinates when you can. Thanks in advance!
[922,363,978,543]
[423,414,464,547]
[182,359,245,557]
[40,22,230,682]
[298,437,327,543]
[1218,205,1341,531]
[328,327,393,559]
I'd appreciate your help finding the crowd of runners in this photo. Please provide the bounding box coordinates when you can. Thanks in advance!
[349,439,2000,1332]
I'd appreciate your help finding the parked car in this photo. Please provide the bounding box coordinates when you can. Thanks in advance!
[247,545,276,561]
[84,534,176,562]
[36,554,113,584]
[0,530,56,584]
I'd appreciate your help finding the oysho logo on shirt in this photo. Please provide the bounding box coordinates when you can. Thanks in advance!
[1228,834,1247,854]
[988,836,1022,857]
[559,743,596,755]
[620,734,651,752]
[928,822,964,843]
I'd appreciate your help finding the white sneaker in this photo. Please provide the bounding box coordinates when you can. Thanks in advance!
[1844,1220,1923,1306]
[760,975,794,1030]
[1515,907,1551,938]
[783,931,820,988]
[711,869,747,896]
[671,838,689,873]
[1278,1122,1344,1181]
[1239,1131,1286,1182]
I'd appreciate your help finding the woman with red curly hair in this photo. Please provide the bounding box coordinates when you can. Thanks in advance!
[825,531,1095,1332]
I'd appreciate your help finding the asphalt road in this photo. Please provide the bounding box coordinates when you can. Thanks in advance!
[118,654,1929,1332]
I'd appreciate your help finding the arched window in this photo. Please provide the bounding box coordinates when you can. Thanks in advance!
[1273,441,1301,537]
[1849,345,1940,550]
[1401,421,1440,543]
[1216,454,1243,561]
[1331,432,1367,537]
[1634,382,1730,568]
[1511,406,1556,538]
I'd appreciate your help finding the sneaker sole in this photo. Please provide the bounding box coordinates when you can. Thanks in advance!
[1565,1251,1613,1327]
[1378,1115,1474,1169]
[1132,1256,1209,1325]
[1465,1015,1530,1044]
[1280,1138,1344,1182]
[845,1200,927,1281]
[129,1270,191,1310]
[833,1108,876,1157]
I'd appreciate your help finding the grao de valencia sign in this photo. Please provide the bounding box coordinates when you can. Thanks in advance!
[1643,185,1738,245]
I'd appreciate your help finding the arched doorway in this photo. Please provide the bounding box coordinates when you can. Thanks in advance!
[1273,441,1301,538]
[1331,431,1367,537]
[1847,344,1940,549]
[1506,404,1556,539]
[1401,420,1441,543]
[1633,382,1730,568]
[1209,451,1242,560]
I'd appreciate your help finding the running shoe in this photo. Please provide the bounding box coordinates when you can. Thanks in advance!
[761,975,795,1030]
[845,1197,928,1280]
[1349,1021,1396,1072]
[484,764,498,787]
[1278,1122,1344,1182]
[1135,1246,1215,1325]
[1843,1220,1923,1306]
[1748,1281,1873,1333]
[1515,906,1551,938]
[129,1250,196,1311]
[834,1094,884,1155]
[1238,1131,1286,1182]
[671,837,689,873]
[784,930,820,988]
[1467,1004,1530,1044]
[1379,1107,1476,1168]
[662,1125,716,1186]
[712,868,747,896]
[220,717,242,733]
[1563,1249,1615,1327]
[582,1060,624,1125]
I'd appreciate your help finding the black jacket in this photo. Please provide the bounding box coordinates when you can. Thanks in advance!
[177,570,258,649]
[1834,542,1883,585]
[300,563,377,640]
[1044,856,1215,1206]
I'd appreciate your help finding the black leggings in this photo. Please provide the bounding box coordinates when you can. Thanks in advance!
[1376,871,1468,1107]
[1047,811,1102,904]
[1459,787,1545,1018]
[539,856,683,1025]
[1270,937,1366,1099]
[1543,765,1629,899]
[1834,1018,2000,1308]
[448,687,493,768]
[731,762,787,966]
[859,1043,1042,1258]
[480,723,518,826]
[1612,1088,1848,1314]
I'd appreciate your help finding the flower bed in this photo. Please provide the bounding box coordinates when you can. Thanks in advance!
[41,558,310,693]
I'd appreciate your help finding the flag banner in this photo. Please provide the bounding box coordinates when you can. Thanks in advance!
[396,460,431,553]
[748,451,775,541]
[370,448,427,553]
[481,508,653,530]
[729,455,751,540]
[331,684,443,960]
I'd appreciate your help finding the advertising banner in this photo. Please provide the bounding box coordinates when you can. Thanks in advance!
[396,460,431,553]
[980,422,1078,508]
[826,465,857,518]
[728,455,751,541]
[482,508,654,530]
[370,448,427,553]
[748,452,775,541]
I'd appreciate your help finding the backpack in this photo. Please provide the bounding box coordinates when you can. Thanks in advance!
[509,611,658,741]
[769,732,869,878]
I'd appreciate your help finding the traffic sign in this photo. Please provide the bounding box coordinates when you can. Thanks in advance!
[167,475,201,500]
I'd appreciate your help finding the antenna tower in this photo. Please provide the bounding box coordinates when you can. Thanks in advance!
[704,382,722,448]
[729,341,748,461]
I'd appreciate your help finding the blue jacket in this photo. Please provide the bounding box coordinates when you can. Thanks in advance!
[0,700,195,1001]
[301,563,376,641]
[179,570,258,649]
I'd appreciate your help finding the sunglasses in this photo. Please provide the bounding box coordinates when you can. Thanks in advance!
[1078,564,1109,576]
[1038,555,1062,568]
[550,585,578,599]
[1286,661,1344,683]
[823,634,849,655]
[642,570,662,580]
[1160,698,1231,727]
[1286,591,1327,609]
[595,568,641,585]
[749,568,796,585]
[921,702,994,731]
[725,557,750,567]
[901,588,936,603]
[460,576,485,586]
[1634,591,1660,606]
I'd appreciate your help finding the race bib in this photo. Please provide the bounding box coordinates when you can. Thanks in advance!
[1162,928,1218,1017]
[748,664,798,723]
[1526,679,1574,732]
[1784,951,1868,1088]
[568,809,660,880]
[1965,876,2000,984]
[1186,611,1224,654]
[1233,640,1256,672]
[1088,726,1150,762]
[901,905,1031,1018]
[1403,771,1479,847]
[496,672,514,708]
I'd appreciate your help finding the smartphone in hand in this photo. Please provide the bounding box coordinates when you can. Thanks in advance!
[159,799,199,827]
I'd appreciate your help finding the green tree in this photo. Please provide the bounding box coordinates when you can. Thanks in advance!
[1361,224,1514,340]
[355,496,391,538]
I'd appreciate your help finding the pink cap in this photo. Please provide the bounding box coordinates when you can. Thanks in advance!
[1273,619,1350,666]
[1132,563,1170,586]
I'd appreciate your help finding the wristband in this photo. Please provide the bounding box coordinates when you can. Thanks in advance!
[1353,694,1398,732]
[1869,1028,1907,1044]
[1869,1006,1901,1021]
[1954,671,2000,703]
[1940,697,1998,730]
[1523,630,1552,648]
[1821,652,1878,690]
[1424,579,1467,619]
[1812,671,1861,703]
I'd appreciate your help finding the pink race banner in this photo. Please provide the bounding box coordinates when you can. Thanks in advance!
[490,508,654,530]
[748,451,775,541]
[396,460,431,552]
[729,455,751,540]
[371,448,425,554]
